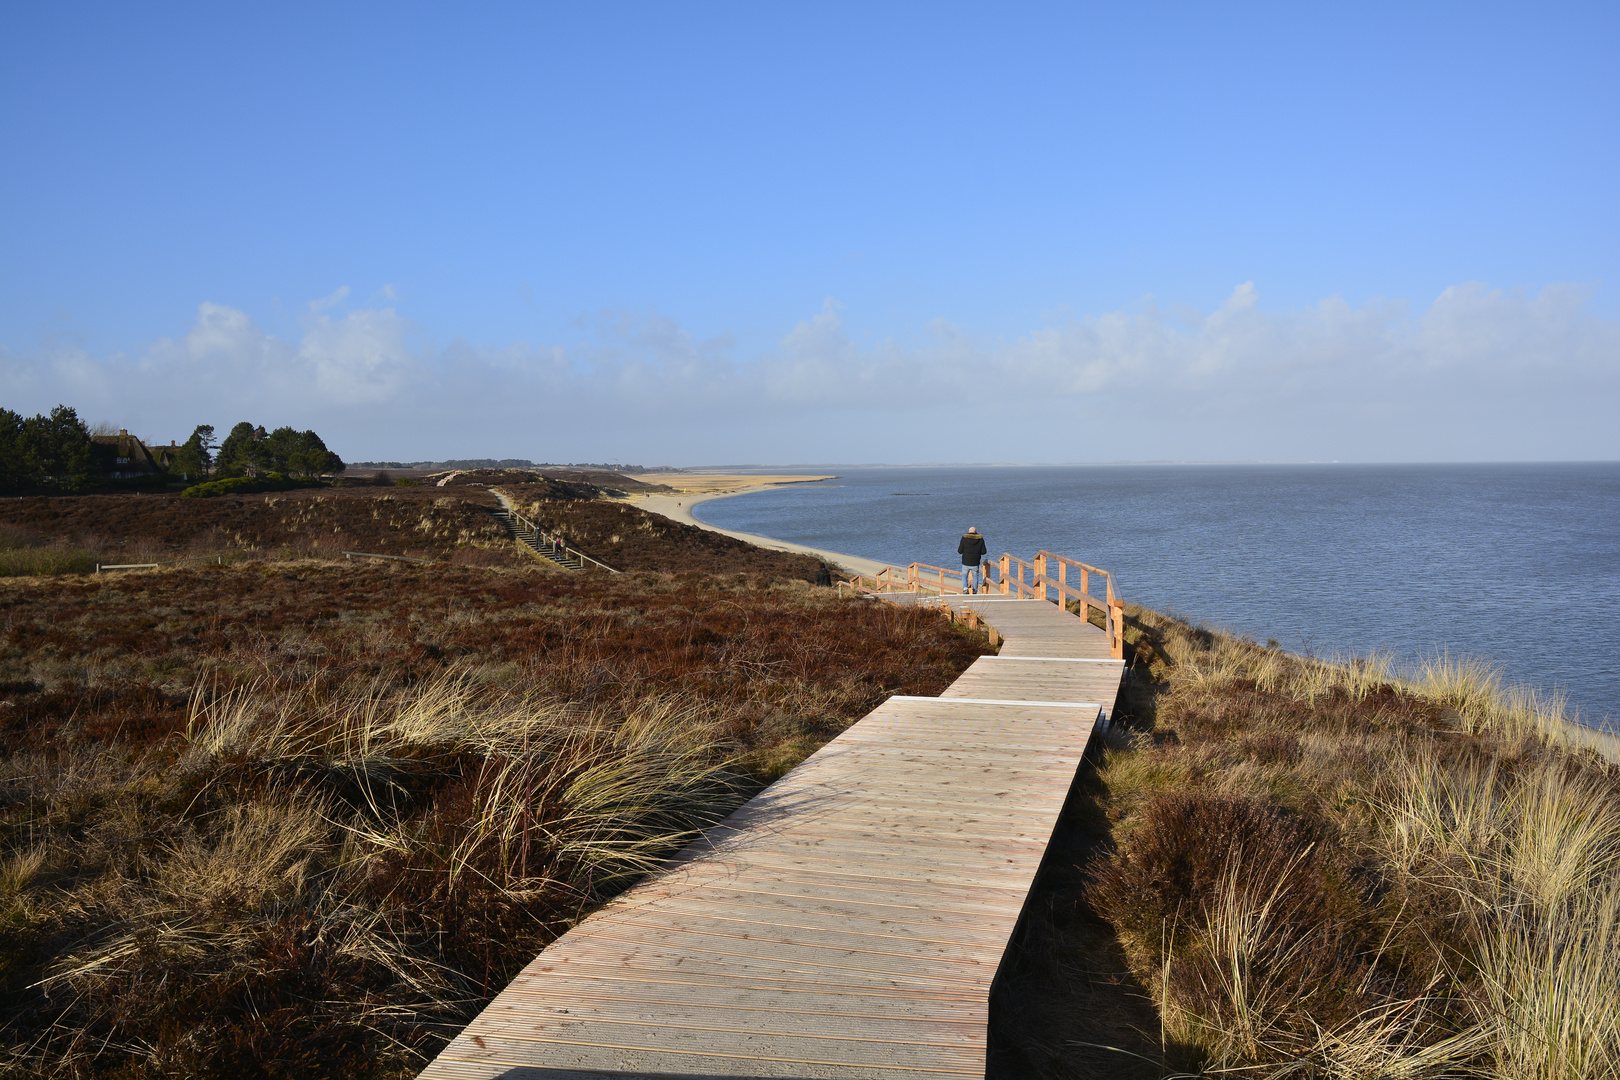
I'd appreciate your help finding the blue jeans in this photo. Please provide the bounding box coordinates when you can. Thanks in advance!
[962,565,979,594]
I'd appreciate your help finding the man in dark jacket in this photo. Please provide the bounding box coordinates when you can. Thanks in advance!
[958,527,988,593]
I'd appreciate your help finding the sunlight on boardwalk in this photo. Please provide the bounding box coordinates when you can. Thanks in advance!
[418,598,1123,1080]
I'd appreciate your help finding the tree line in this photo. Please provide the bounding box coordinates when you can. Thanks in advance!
[183,422,345,480]
[0,405,345,494]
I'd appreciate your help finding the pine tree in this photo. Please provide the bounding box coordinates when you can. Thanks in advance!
[169,424,217,481]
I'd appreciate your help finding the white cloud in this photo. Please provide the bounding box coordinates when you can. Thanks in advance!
[134,300,424,406]
[3,282,1615,463]
[307,285,351,313]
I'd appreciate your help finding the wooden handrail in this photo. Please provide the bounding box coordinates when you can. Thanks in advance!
[906,562,965,596]
[842,547,1124,660]
[969,549,1125,659]
[1034,550,1123,658]
[502,504,621,574]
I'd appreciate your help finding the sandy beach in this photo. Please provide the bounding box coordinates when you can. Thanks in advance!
[631,474,900,578]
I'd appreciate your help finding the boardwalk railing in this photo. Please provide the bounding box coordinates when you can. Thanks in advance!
[846,550,1125,659]
[497,502,620,573]
[850,561,966,596]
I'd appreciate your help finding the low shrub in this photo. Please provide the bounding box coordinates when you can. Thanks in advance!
[0,524,100,576]
[0,544,98,576]
[182,473,325,498]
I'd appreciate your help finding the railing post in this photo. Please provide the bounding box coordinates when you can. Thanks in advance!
[1058,561,1067,609]
[939,566,946,594]
[999,554,1010,595]
[1079,568,1090,625]
[1034,553,1047,604]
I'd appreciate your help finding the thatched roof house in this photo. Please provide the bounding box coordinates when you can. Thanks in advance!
[90,430,174,479]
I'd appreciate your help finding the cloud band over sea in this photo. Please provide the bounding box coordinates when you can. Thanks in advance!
[4,282,1616,464]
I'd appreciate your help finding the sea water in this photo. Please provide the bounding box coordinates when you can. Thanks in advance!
[696,463,1620,729]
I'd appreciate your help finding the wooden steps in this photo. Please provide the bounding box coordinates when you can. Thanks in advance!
[417,594,1123,1080]
[492,507,587,570]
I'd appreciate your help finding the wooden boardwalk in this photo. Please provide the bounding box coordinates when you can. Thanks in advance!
[418,596,1123,1080]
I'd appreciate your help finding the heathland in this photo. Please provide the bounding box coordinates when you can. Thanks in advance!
[2,468,1616,1079]
[0,472,988,1078]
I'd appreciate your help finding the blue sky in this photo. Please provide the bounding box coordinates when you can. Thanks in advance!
[3,2,1616,464]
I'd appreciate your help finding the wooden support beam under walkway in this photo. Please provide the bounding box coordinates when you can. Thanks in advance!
[418,593,1124,1080]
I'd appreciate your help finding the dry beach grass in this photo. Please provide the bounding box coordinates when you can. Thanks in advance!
[996,606,1620,1079]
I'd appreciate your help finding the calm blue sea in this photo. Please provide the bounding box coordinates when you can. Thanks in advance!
[696,464,1620,729]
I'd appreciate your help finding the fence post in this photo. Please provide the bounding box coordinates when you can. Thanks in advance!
[1079,568,1090,625]
[1034,553,1047,604]
[999,554,1010,595]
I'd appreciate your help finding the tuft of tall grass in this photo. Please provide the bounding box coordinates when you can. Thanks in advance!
[178,670,746,897]
[4,668,749,1078]
[0,543,98,576]
[1379,752,1620,1079]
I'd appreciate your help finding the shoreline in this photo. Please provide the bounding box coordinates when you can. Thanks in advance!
[629,475,1620,755]
[630,475,900,578]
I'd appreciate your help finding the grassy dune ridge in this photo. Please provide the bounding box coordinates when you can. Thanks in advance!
[1034,607,1620,1079]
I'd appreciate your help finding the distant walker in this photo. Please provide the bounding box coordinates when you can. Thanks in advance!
[958,526,988,593]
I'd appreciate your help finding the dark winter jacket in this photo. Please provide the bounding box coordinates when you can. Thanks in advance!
[958,532,988,566]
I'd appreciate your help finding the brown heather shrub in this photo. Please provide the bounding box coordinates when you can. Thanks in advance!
[504,489,829,579]
[0,488,526,567]
[1091,792,1354,960]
